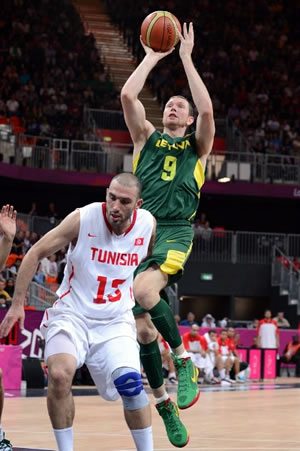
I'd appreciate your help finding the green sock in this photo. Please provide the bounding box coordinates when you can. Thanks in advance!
[148,299,182,349]
[140,340,164,389]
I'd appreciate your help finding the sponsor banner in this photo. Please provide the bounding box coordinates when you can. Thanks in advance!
[0,345,22,390]
[249,349,261,379]
[0,310,44,358]
[263,349,277,379]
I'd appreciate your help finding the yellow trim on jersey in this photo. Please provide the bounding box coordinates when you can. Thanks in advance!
[160,242,193,275]
[194,159,205,190]
[133,152,141,174]
[188,210,197,221]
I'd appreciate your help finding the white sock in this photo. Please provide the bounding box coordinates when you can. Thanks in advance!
[131,426,153,451]
[168,371,176,379]
[220,369,226,379]
[0,424,3,441]
[177,350,189,359]
[154,392,169,404]
[53,426,73,451]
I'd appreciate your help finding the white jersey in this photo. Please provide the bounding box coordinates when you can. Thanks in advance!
[56,202,154,319]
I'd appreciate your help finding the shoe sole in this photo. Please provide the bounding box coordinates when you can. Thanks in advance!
[178,389,200,410]
[171,431,190,448]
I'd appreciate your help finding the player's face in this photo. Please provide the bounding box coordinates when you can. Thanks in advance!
[210,332,217,342]
[221,331,227,340]
[106,181,142,232]
[162,97,194,130]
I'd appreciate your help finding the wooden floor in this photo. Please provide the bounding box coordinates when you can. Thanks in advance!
[4,379,300,450]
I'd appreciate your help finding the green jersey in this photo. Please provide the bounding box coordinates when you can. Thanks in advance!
[133,130,205,222]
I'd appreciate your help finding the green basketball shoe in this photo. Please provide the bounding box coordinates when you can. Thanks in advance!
[156,398,189,448]
[171,354,200,409]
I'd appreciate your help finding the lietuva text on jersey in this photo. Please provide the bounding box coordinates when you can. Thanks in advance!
[54,202,154,319]
[134,130,205,221]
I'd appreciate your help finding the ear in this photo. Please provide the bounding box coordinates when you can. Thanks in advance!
[136,198,143,209]
[186,115,194,127]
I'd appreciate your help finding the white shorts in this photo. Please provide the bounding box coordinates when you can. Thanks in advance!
[221,355,235,365]
[188,353,212,372]
[41,306,140,401]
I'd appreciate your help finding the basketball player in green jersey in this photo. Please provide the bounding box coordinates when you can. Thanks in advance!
[121,23,215,447]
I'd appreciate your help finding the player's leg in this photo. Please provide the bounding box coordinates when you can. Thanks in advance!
[135,313,188,447]
[0,369,12,450]
[86,323,153,451]
[134,266,199,410]
[45,333,78,451]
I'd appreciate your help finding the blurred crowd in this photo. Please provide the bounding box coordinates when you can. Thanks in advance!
[107,0,300,160]
[0,0,118,140]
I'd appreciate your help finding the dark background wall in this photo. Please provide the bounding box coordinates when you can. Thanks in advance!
[178,261,298,328]
[1,176,300,233]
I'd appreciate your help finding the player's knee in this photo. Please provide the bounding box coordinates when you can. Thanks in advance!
[136,324,157,344]
[133,274,158,308]
[112,367,149,411]
[48,365,74,393]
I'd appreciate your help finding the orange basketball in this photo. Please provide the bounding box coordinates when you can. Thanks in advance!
[141,11,181,52]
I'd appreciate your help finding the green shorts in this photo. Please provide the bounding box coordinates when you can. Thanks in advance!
[133,222,193,316]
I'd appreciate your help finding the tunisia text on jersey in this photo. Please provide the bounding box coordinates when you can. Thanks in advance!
[56,202,154,319]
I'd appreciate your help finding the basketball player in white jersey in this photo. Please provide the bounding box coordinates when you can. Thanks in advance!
[0,174,155,451]
[0,204,16,451]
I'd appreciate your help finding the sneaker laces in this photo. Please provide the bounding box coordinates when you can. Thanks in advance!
[174,357,190,391]
[157,400,181,435]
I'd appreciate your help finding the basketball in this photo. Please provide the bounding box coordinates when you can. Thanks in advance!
[141,11,181,52]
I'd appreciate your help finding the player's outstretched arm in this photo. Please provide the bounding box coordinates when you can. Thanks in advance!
[179,23,215,160]
[0,210,80,338]
[121,40,173,148]
[0,204,17,269]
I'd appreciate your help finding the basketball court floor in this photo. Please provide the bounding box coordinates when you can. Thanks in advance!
[5,378,300,450]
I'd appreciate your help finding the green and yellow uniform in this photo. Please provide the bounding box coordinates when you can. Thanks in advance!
[133,129,202,424]
[133,130,205,304]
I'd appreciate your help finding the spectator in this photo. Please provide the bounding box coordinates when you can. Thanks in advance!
[11,230,25,256]
[273,312,290,328]
[182,325,211,384]
[203,329,232,386]
[4,278,14,298]
[28,202,38,216]
[257,309,280,350]
[227,327,250,382]
[249,318,259,329]
[33,262,45,284]
[0,280,10,308]
[44,254,58,284]
[201,313,216,328]
[217,329,237,383]
[157,335,177,385]
[277,334,300,378]
[179,312,199,327]
[174,314,181,325]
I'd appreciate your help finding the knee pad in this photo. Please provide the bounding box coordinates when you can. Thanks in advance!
[112,367,149,411]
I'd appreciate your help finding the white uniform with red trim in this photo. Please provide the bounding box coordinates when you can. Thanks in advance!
[257,319,279,349]
[41,202,154,401]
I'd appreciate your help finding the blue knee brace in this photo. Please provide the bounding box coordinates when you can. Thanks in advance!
[112,367,149,410]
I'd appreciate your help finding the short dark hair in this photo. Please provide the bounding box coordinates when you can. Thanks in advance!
[111,173,142,198]
[167,95,194,116]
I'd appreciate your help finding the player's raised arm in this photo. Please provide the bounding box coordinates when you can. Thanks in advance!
[179,23,215,161]
[0,204,17,270]
[0,210,80,337]
[121,41,173,150]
